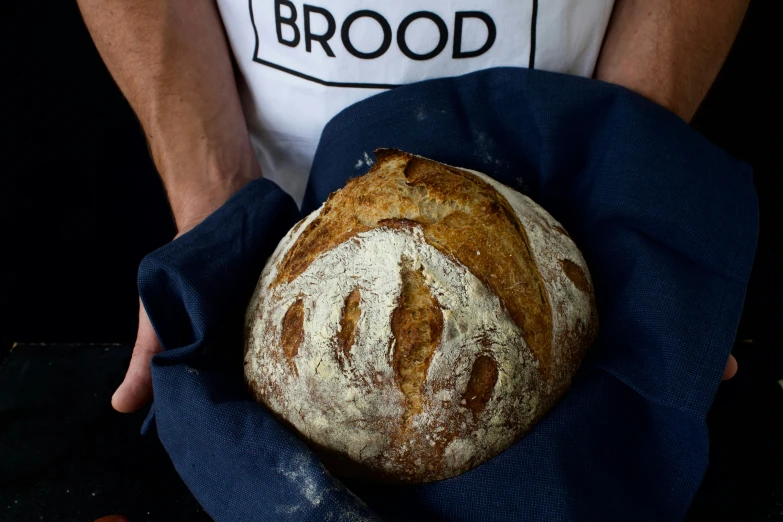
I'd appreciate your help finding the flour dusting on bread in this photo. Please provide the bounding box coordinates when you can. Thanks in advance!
[245,150,597,482]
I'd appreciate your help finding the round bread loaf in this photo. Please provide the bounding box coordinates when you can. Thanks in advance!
[244,149,598,483]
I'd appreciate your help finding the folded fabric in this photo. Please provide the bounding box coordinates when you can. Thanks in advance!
[139,67,758,521]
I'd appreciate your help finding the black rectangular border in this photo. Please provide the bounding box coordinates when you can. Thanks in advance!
[248,0,538,88]
[529,0,538,69]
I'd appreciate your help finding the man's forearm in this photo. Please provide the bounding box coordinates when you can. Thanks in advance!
[77,0,260,232]
[595,0,749,122]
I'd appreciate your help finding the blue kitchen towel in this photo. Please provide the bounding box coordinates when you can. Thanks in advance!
[138,67,758,521]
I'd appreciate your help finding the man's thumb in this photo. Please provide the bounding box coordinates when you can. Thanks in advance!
[111,301,162,413]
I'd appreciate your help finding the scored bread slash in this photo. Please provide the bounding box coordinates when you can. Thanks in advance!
[244,149,597,483]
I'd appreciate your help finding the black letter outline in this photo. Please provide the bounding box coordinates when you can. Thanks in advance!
[341,10,392,59]
[304,5,336,56]
[275,0,300,48]
[397,11,448,61]
[453,11,497,59]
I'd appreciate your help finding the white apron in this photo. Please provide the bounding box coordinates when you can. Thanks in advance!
[217,0,615,204]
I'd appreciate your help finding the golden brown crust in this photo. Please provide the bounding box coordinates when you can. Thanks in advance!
[248,149,598,483]
[464,355,499,415]
[280,298,304,376]
[274,149,553,374]
[336,288,361,368]
[391,256,444,421]
[560,259,591,294]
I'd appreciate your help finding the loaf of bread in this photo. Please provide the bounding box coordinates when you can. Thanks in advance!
[244,150,598,483]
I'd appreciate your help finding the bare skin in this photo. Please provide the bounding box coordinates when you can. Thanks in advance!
[76,0,745,421]
[76,0,261,412]
[594,0,750,378]
[594,0,750,122]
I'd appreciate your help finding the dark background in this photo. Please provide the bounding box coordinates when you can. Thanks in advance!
[2,0,781,520]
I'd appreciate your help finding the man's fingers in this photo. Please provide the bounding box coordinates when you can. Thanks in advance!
[721,353,738,381]
[111,301,163,413]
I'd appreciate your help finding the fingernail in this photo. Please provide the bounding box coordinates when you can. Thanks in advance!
[111,386,121,405]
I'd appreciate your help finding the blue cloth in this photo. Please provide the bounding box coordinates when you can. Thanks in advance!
[139,68,758,521]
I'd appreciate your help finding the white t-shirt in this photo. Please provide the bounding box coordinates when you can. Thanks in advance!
[216,1,615,205]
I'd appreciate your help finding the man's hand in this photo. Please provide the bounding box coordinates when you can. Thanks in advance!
[595,0,750,122]
[112,301,162,413]
[77,0,262,412]
[595,0,749,378]
[723,354,738,381]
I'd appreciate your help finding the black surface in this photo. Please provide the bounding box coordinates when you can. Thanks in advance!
[0,343,210,522]
[3,1,176,356]
[2,0,781,520]
[684,2,783,520]
[686,343,783,521]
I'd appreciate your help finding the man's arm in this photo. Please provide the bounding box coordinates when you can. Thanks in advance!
[77,0,261,412]
[595,0,750,122]
[77,0,260,232]
[595,0,747,380]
